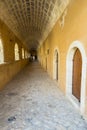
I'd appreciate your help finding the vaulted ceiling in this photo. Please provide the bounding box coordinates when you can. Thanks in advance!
[0,0,70,50]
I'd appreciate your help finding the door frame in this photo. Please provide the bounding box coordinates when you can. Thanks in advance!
[66,41,86,115]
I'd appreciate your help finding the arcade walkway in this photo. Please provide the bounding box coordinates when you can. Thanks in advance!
[0,62,87,130]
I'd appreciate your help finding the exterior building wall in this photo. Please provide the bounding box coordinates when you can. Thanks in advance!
[38,0,87,119]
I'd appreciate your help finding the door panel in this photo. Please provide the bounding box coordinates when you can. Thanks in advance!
[72,49,82,102]
[46,57,47,70]
[56,52,58,80]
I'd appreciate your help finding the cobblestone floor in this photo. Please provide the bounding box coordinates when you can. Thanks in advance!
[0,61,87,130]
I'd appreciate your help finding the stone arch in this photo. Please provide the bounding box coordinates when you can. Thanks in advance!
[14,43,19,61]
[53,48,59,81]
[66,41,86,115]
[0,39,4,63]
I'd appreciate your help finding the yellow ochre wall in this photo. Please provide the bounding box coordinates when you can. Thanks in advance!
[0,20,29,90]
[38,0,87,119]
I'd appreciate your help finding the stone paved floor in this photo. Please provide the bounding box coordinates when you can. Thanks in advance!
[0,61,87,130]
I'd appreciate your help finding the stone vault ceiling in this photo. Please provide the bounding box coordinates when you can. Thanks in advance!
[0,0,70,50]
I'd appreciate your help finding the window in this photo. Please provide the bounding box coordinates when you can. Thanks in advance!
[14,43,19,60]
[0,39,4,63]
[22,48,25,59]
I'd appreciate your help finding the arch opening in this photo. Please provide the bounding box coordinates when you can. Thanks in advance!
[14,43,19,61]
[66,41,86,115]
[0,39,4,63]
[22,48,25,59]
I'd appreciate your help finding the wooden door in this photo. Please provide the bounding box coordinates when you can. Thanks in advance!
[46,57,47,70]
[72,49,82,102]
[56,52,58,80]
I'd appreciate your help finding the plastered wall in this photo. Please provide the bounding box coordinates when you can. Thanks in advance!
[0,60,28,90]
[0,19,29,90]
[38,0,87,119]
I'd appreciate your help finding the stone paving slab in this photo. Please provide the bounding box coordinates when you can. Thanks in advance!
[0,62,87,130]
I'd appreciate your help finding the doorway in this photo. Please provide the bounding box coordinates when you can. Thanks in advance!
[66,41,86,114]
[46,57,47,70]
[53,50,58,80]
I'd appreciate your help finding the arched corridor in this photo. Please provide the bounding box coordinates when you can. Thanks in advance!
[0,0,87,129]
[0,62,87,130]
